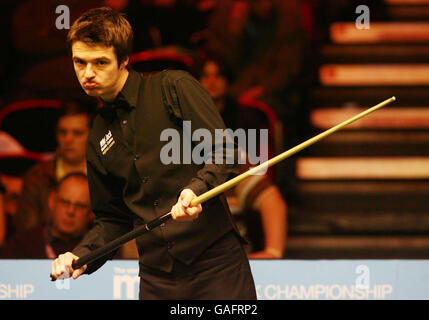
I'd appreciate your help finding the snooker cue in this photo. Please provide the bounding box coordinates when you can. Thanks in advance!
[50,96,396,281]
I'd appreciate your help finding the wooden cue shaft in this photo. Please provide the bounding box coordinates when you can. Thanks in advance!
[190,96,396,206]
[50,96,395,279]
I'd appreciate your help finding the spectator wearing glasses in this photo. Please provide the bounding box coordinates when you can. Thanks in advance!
[0,172,94,259]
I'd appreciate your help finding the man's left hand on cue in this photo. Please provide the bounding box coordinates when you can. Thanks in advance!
[171,189,202,221]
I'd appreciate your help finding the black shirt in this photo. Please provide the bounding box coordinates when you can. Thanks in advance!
[73,69,241,273]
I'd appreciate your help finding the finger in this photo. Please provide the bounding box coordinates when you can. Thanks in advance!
[55,255,66,277]
[185,205,201,216]
[171,204,184,220]
[62,254,75,276]
[72,265,87,279]
[51,259,60,278]
[55,253,75,278]
[172,204,194,221]
[181,191,193,207]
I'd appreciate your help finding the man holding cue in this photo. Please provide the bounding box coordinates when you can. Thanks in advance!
[50,6,256,300]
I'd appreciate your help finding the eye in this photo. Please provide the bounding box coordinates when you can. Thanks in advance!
[74,58,85,65]
[96,60,108,66]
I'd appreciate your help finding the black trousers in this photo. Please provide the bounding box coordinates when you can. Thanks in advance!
[138,231,257,300]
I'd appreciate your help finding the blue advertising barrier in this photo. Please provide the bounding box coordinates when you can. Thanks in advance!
[1,259,428,300]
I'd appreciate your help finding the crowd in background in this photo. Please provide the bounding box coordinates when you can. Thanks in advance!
[0,0,338,260]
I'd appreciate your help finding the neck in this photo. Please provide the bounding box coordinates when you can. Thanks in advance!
[57,157,86,180]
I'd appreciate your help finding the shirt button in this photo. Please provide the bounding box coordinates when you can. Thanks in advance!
[154,199,159,206]
[134,154,139,161]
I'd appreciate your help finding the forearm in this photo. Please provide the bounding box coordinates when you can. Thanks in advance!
[255,187,288,258]
[72,214,133,274]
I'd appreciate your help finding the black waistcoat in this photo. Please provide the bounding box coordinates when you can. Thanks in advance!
[81,70,240,273]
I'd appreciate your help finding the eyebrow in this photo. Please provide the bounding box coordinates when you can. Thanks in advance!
[73,56,111,62]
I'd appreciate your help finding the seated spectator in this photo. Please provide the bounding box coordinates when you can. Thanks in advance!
[195,56,263,130]
[0,173,24,248]
[0,173,94,259]
[203,0,304,101]
[14,99,96,233]
[197,57,288,258]
[0,131,45,246]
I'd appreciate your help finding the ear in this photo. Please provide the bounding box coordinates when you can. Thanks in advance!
[48,190,56,212]
[120,56,130,70]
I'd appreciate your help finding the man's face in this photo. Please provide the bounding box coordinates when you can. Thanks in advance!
[50,177,93,239]
[56,114,90,165]
[71,41,128,101]
[199,61,228,104]
[0,174,23,217]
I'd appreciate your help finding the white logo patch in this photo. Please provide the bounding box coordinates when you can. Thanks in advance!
[100,130,115,155]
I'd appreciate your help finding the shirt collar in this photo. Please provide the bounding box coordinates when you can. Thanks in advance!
[99,69,141,120]
[119,68,141,109]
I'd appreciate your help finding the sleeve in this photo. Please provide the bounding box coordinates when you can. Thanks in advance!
[72,144,133,274]
[163,71,241,196]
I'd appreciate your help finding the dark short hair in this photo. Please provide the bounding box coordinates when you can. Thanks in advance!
[193,53,235,83]
[67,6,133,65]
[57,98,97,128]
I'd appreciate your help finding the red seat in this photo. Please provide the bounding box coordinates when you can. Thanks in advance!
[0,99,61,154]
[130,48,194,73]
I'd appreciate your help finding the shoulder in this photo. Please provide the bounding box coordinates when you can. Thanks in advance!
[24,159,56,181]
[149,69,199,88]
[160,69,195,81]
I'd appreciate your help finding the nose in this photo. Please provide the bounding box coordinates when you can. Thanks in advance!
[63,202,77,216]
[63,131,75,143]
[84,64,95,79]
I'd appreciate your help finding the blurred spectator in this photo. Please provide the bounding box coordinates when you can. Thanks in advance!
[0,172,94,259]
[0,131,45,246]
[196,56,261,130]
[14,99,96,233]
[0,174,24,248]
[197,57,288,258]
[203,0,305,101]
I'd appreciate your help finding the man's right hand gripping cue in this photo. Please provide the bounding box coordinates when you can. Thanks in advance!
[51,252,87,280]
[171,189,202,221]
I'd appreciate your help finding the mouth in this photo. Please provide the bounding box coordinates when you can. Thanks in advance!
[83,82,98,89]
[61,219,75,228]
[63,148,76,154]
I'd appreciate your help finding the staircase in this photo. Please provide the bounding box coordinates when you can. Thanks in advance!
[285,0,429,259]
